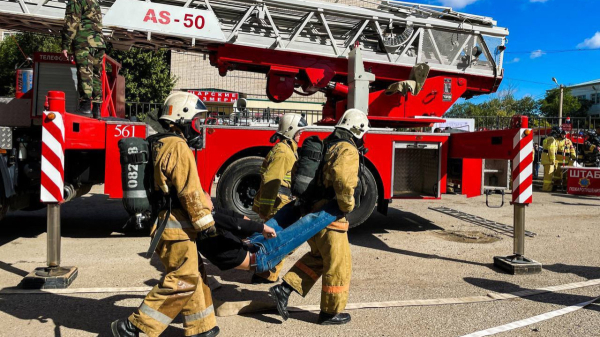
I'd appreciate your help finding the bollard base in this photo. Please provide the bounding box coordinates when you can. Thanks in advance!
[21,266,78,289]
[494,255,542,275]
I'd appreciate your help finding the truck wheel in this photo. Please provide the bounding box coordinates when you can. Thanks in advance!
[347,166,378,229]
[217,156,263,220]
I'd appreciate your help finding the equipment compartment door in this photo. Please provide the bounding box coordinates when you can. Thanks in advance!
[392,142,441,198]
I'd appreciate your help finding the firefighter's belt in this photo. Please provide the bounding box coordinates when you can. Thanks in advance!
[279,186,292,198]
[557,151,565,155]
[543,149,549,153]
[125,152,149,164]
[299,148,322,161]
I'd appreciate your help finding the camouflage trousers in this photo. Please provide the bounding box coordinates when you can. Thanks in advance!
[73,46,104,102]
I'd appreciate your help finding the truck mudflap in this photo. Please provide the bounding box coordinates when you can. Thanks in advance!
[0,154,16,199]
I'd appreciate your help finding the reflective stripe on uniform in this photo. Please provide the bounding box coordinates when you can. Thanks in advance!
[322,285,350,294]
[164,219,194,229]
[124,190,148,198]
[258,198,276,205]
[139,303,173,325]
[294,261,319,281]
[183,304,215,323]
[192,214,215,230]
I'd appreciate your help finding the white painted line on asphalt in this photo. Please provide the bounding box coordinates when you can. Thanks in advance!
[461,295,600,337]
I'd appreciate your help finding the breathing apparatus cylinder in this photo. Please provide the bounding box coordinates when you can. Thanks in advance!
[118,137,152,227]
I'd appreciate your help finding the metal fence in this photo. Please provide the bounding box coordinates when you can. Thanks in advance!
[125,102,161,120]
[125,102,323,125]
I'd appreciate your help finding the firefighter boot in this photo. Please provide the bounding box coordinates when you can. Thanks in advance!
[269,282,294,321]
[92,102,102,117]
[190,326,220,337]
[110,318,141,337]
[317,312,351,325]
[75,99,92,116]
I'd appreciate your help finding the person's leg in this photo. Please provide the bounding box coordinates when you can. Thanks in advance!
[542,164,554,191]
[91,48,105,103]
[181,255,218,336]
[73,47,93,102]
[270,235,324,321]
[282,236,323,296]
[128,240,200,337]
[317,229,352,317]
[251,201,340,273]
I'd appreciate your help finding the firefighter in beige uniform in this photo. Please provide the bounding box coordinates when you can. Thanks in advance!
[111,92,219,337]
[554,128,577,187]
[252,113,306,283]
[270,109,369,325]
[541,128,558,192]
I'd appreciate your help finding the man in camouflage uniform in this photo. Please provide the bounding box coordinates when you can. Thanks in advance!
[111,93,219,337]
[61,0,106,116]
[251,113,306,284]
[270,109,369,325]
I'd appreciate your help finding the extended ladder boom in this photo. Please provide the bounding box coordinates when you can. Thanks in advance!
[0,0,508,97]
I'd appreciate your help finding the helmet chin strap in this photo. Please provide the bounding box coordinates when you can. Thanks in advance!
[174,122,203,149]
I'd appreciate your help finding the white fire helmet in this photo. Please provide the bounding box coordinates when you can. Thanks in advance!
[336,109,370,139]
[275,113,308,140]
[159,92,208,125]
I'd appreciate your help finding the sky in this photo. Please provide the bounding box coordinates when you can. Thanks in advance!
[408,0,600,103]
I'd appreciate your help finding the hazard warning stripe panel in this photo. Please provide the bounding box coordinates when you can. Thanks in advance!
[511,128,533,204]
[40,110,65,203]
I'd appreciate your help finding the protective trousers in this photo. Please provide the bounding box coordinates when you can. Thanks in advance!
[74,46,105,102]
[282,228,352,314]
[542,164,555,191]
[554,163,567,187]
[129,239,216,337]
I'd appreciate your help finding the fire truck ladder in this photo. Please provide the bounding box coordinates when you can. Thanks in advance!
[0,0,508,91]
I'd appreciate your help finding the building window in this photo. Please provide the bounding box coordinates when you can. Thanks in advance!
[1,31,17,41]
[577,95,587,101]
[592,93,600,105]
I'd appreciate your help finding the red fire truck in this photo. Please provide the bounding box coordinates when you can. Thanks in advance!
[0,0,525,227]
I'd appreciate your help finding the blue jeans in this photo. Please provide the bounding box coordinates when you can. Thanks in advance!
[533,163,540,179]
[248,201,341,273]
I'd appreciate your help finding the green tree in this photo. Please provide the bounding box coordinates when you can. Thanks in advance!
[0,33,176,106]
[0,33,61,96]
[538,88,588,118]
[445,89,539,118]
[108,46,176,104]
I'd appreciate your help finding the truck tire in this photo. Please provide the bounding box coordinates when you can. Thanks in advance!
[347,166,378,229]
[217,156,263,220]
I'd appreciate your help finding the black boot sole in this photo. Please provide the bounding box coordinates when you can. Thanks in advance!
[318,316,352,325]
[110,320,120,337]
[269,286,290,321]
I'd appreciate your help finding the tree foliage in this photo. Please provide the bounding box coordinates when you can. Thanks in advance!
[0,33,176,103]
[0,33,61,96]
[108,46,176,103]
[446,86,592,120]
[538,87,587,118]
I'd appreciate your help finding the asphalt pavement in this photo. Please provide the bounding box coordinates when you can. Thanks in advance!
[0,186,598,336]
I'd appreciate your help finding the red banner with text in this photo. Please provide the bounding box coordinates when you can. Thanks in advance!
[188,90,239,103]
[567,167,600,196]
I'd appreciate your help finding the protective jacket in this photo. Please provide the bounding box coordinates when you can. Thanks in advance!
[151,136,214,241]
[253,139,298,219]
[61,0,106,50]
[318,130,360,231]
[129,135,216,337]
[556,138,576,163]
[541,137,557,165]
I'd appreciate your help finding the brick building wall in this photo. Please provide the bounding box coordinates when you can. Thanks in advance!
[170,0,378,103]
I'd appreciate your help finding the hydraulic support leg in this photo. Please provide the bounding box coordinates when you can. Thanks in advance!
[21,204,79,289]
